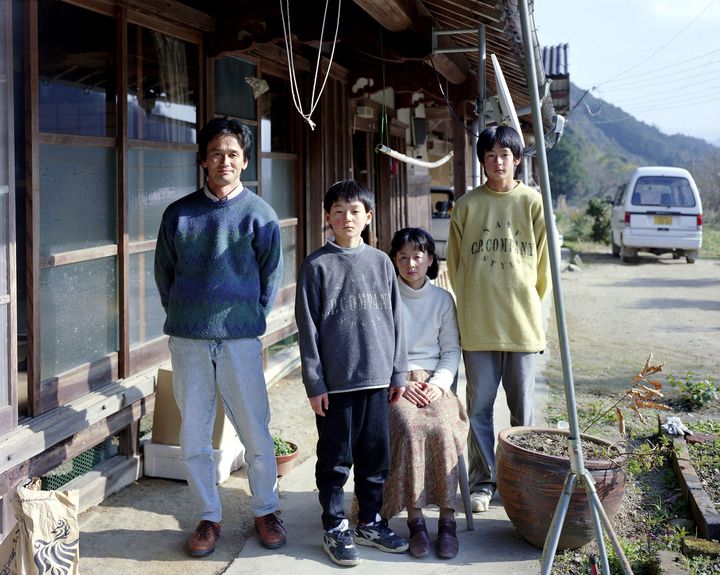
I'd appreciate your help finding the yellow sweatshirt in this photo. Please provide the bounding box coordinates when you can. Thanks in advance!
[447,181,550,352]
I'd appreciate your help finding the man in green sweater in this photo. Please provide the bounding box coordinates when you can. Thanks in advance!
[155,118,285,557]
[447,125,550,514]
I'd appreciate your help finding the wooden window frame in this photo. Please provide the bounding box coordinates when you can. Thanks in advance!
[0,0,17,434]
[23,0,204,416]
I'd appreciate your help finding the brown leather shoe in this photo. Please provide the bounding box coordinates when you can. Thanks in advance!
[255,512,287,549]
[407,516,430,558]
[187,520,221,557]
[437,518,458,559]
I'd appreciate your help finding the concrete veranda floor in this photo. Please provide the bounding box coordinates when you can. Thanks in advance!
[78,357,549,575]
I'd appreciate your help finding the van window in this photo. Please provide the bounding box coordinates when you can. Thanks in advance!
[631,176,696,208]
[613,184,626,206]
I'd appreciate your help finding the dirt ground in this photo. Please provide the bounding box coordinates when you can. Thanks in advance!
[542,249,720,573]
[77,249,720,574]
[542,250,720,402]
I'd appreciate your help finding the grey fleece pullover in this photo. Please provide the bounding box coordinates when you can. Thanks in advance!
[294,240,407,398]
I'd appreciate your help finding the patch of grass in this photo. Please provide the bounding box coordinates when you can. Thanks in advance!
[687,431,720,512]
[702,226,720,259]
[668,371,719,410]
[686,554,720,575]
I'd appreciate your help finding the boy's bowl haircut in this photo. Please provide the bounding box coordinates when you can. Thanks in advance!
[323,180,375,213]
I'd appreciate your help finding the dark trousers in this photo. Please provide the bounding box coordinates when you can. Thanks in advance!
[315,387,390,530]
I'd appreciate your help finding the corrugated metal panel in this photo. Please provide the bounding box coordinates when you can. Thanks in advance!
[542,43,569,78]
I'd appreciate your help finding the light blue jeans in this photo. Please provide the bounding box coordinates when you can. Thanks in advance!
[463,350,537,494]
[168,336,279,522]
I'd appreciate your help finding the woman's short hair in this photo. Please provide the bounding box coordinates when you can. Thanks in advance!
[389,227,439,280]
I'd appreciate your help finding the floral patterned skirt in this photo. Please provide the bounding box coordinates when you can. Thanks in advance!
[381,370,469,518]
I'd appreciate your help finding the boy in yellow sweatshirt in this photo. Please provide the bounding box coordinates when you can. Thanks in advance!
[446,125,550,513]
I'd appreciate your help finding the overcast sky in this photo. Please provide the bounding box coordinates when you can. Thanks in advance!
[533,0,720,145]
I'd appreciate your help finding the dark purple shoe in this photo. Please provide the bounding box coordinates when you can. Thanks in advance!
[437,518,459,559]
[407,516,430,558]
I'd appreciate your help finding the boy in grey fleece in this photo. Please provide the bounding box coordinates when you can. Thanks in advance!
[295,180,408,566]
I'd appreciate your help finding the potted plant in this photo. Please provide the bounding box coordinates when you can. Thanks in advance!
[496,355,669,550]
[273,434,299,477]
[497,426,627,549]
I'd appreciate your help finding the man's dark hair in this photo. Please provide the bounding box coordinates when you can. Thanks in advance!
[323,180,375,213]
[388,227,439,280]
[476,125,523,164]
[198,117,253,163]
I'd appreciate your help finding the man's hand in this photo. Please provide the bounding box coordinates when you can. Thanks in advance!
[309,393,329,416]
[402,381,442,407]
[388,386,405,404]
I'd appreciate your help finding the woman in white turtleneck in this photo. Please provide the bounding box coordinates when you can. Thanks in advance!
[380,228,469,561]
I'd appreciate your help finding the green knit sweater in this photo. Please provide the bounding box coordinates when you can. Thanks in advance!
[154,188,282,339]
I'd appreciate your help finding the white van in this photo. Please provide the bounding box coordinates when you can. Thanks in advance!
[610,166,702,263]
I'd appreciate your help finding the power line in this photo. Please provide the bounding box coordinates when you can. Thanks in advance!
[595,0,717,88]
[600,58,720,92]
[608,79,720,106]
[600,47,720,86]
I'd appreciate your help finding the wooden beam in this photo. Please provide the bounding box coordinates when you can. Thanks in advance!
[352,0,430,32]
[64,455,142,514]
[0,373,155,477]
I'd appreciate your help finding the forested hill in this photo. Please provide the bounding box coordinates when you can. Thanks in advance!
[546,82,719,212]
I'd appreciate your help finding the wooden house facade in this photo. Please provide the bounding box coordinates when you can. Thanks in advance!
[0,0,554,535]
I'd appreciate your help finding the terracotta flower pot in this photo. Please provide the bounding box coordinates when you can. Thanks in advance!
[496,426,627,550]
[275,442,299,477]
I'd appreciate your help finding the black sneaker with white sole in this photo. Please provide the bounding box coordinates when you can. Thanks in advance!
[323,527,361,566]
[354,519,408,553]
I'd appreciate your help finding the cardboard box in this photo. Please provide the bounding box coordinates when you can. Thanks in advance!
[143,440,245,483]
[152,368,241,450]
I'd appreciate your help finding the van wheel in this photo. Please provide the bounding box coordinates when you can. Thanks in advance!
[686,250,698,264]
[620,245,636,263]
[611,237,620,257]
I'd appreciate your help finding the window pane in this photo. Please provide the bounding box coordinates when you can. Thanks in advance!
[280,227,297,289]
[261,158,295,219]
[39,144,116,256]
[0,189,6,295]
[243,124,258,184]
[128,26,197,143]
[129,252,165,347]
[259,76,292,153]
[0,305,7,405]
[214,57,257,120]
[40,258,118,381]
[128,149,197,242]
[38,3,116,137]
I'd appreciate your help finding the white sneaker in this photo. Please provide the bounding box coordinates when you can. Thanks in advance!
[471,491,492,513]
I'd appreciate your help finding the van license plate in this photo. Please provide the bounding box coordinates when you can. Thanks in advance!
[654,215,672,225]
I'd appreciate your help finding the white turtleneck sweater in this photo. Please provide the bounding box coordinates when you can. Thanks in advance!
[398,278,460,392]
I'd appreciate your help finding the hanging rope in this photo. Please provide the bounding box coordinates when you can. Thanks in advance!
[375,144,453,169]
[279,0,342,130]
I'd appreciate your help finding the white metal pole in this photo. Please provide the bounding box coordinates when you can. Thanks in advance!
[515,1,633,573]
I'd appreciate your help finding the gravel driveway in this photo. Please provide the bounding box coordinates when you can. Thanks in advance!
[543,251,720,399]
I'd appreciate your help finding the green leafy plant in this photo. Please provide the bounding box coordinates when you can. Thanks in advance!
[667,371,718,410]
[586,197,611,243]
[272,434,296,456]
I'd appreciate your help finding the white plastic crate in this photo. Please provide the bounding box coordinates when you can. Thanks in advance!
[143,439,245,483]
